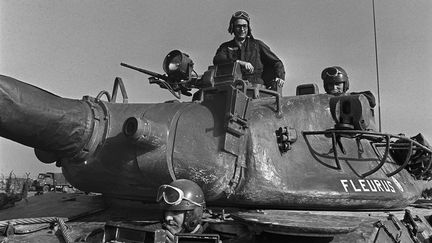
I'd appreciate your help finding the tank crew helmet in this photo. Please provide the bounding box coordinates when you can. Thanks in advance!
[321,66,350,94]
[228,10,253,38]
[156,179,206,232]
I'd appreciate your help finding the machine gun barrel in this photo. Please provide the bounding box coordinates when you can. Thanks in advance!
[120,62,167,81]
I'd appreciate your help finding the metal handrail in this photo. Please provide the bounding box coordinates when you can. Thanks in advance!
[361,134,390,178]
[302,129,432,178]
[386,141,413,177]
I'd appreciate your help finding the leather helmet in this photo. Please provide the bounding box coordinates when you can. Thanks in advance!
[228,10,253,38]
[321,66,350,93]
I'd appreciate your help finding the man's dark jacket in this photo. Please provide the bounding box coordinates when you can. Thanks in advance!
[213,38,285,88]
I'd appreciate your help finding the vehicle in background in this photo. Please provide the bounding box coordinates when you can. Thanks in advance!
[32,172,73,193]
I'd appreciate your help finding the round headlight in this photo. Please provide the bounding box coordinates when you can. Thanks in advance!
[163,50,194,81]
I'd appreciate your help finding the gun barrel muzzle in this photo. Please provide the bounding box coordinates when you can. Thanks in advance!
[0,75,94,159]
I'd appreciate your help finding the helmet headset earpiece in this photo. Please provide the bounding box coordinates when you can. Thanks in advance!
[183,206,204,231]
[160,207,203,233]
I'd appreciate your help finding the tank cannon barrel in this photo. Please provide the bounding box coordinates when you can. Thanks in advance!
[0,75,95,161]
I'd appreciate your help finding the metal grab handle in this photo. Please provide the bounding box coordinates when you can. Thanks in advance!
[331,133,342,170]
[96,90,111,102]
[250,88,281,116]
[386,141,413,177]
[111,77,129,103]
[96,77,130,103]
[361,134,390,178]
[233,79,247,93]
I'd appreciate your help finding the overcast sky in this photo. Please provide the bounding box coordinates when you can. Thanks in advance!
[1,0,431,177]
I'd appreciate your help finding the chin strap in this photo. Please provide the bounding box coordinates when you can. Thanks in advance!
[190,224,202,234]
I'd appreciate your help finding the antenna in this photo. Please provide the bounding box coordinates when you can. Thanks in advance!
[372,0,382,132]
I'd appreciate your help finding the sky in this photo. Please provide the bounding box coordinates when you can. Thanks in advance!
[0,0,431,177]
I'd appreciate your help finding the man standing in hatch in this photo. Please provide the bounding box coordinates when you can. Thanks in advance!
[213,11,286,94]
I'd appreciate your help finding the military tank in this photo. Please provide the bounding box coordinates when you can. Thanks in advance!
[1,50,432,242]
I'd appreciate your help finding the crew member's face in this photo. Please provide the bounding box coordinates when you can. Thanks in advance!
[164,210,185,234]
[326,82,345,95]
[233,19,248,40]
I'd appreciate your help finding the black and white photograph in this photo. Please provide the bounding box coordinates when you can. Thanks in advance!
[1,1,431,242]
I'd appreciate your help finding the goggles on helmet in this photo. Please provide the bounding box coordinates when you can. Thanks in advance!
[232,11,250,20]
[325,67,344,77]
[156,184,203,207]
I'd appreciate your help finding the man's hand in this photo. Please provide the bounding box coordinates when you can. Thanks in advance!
[236,60,254,73]
[274,77,285,87]
[165,225,176,243]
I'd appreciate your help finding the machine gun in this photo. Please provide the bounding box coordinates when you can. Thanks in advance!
[121,50,198,98]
